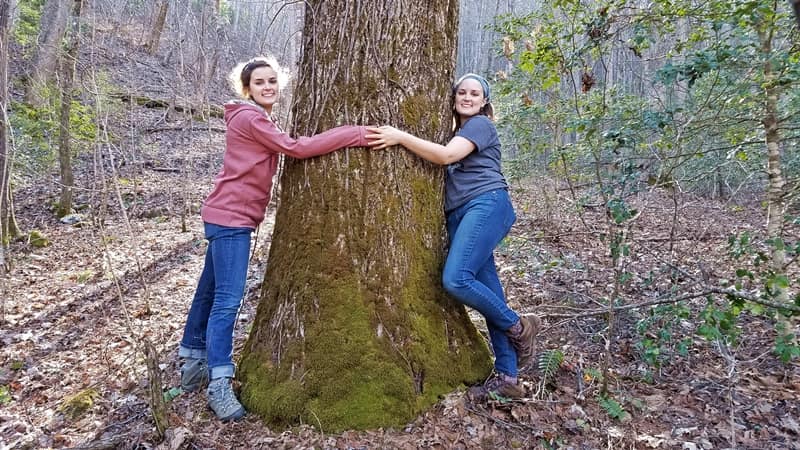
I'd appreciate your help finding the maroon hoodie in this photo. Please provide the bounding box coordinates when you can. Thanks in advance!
[201,102,368,228]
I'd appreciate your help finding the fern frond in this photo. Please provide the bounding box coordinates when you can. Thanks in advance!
[597,394,628,420]
[537,349,564,379]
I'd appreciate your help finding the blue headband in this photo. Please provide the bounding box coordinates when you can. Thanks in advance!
[454,73,491,102]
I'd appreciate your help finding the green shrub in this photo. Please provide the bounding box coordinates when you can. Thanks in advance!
[10,88,98,175]
[13,0,46,48]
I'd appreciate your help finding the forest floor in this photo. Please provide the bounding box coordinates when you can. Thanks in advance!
[2,105,799,449]
[2,20,800,450]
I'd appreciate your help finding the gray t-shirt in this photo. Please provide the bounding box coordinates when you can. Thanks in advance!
[444,115,508,212]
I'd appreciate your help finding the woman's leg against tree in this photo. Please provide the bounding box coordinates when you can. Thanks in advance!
[476,254,518,377]
[443,190,518,330]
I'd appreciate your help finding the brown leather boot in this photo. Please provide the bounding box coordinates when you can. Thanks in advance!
[469,373,525,401]
[506,315,541,369]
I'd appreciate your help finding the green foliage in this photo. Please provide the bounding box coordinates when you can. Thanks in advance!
[13,0,46,47]
[635,303,691,372]
[28,230,50,248]
[607,197,637,225]
[534,349,566,399]
[73,270,95,284]
[657,48,735,87]
[597,394,630,421]
[219,0,235,25]
[538,349,564,381]
[68,102,97,141]
[11,101,58,171]
[725,232,800,361]
[584,367,603,383]
[0,385,10,405]
[493,0,800,195]
[10,88,98,175]
[58,388,100,420]
[539,436,567,450]
[775,321,800,363]
[696,297,741,344]
[494,0,800,367]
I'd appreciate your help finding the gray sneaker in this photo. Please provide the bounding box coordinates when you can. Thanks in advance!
[180,358,209,392]
[207,377,245,421]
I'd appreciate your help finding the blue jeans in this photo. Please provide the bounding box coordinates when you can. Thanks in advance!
[179,223,252,380]
[443,189,520,377]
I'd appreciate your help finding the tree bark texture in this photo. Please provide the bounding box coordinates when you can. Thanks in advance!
[57,0,84,217]
[758,5,797,343]
[239,0,493,432]
[760,26,785,262]
[146,0,168,55]
[25,0,70,106]
[0,0,18,255]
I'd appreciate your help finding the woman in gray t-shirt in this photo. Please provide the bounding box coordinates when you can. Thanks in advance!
[366,73,541,400]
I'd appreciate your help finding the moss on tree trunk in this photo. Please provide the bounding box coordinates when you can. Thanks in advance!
[238,0,493,432]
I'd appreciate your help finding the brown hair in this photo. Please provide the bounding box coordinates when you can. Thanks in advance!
[228,56,287,100]
[451,75,494,131]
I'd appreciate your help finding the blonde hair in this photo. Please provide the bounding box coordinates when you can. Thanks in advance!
[228,56,291,100]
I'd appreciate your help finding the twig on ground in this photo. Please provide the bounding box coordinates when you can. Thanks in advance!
[464,402,540,435]
[71,435,128,450]
[541,286,800,324]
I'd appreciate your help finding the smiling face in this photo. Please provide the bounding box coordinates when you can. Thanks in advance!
[247,66,279,112]
[453,78,487,121]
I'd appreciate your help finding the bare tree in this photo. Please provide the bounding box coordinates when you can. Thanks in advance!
[758,0,797,347]
[0,0,17,264]
[25,0,70,107]
[56,0,85,217]
[457,0,533,74]
[145,0,169,54]
[238,0,494,432]
[194,0,223,107]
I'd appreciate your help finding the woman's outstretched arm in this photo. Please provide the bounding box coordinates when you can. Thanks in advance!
[365,126,474,165]
[246,111,367,159]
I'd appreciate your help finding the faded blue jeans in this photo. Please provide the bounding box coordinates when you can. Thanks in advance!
[443,189,520,377]
[179,223,252,380]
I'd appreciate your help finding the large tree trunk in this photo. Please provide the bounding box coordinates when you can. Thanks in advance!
[0,0,18,261]
[56,0,84,217]
[239,0,492,432]
[24,0,70,107]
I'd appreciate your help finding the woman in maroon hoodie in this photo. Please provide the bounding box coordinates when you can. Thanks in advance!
[178,57,369,421]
